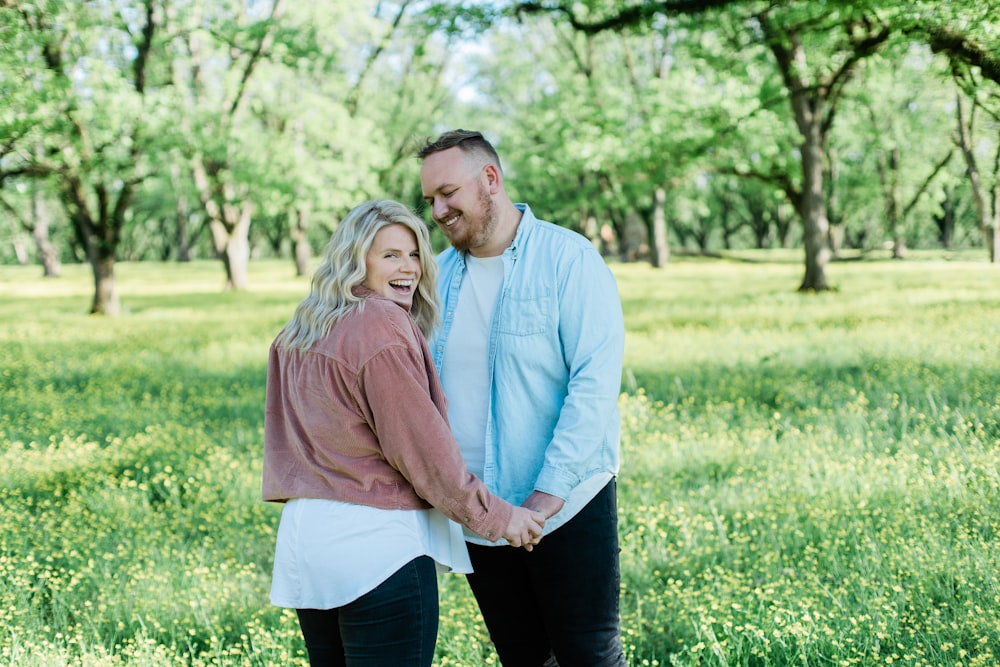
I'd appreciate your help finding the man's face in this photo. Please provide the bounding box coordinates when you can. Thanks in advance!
[420,147,498,255]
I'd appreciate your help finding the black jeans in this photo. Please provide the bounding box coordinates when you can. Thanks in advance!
[296,555,438,667]
[466,479,627,667]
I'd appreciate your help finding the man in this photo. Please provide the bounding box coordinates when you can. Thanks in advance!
[418,129,627,667]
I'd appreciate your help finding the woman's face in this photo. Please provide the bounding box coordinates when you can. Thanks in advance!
[363,223,422,309]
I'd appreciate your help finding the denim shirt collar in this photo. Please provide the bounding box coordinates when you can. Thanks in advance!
[455,203,535,266]
[507,203,533,257]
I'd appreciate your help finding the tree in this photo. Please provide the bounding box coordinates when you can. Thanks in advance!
[166,0,288,291]
[510,0,1000,280]
[1,0,168,314]
[504,2,885,288]
[835,46,957,258]
[0,15,64,276]
[443,11,721,265]
[169,0,446,280]
[758,8,889,288]
[953,77,1000,262]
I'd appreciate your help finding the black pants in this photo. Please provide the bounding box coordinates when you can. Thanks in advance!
[466,479,627,667]
[296,555,438,667]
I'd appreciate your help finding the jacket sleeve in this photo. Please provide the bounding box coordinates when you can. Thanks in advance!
[537,247,625,499]
[357,334,513,541]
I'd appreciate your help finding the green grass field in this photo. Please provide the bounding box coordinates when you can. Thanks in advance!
[2,256,999,666]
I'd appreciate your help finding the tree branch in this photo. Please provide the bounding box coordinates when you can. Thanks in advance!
[346,0,413,116]
[902,149,953,220]
[908,23,1000,86]
[715,164,799,207]
[0,194,30,232]
[823,17,890,133]
[133,0,157,94]
[228,0,286,119]
[515,0,734,34]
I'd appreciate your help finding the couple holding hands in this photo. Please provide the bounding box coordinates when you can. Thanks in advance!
[263,130,627,667]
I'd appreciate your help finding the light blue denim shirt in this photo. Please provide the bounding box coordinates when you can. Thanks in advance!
[432,204,624,506]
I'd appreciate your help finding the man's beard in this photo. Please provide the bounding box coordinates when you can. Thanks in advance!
[450,182,499,253]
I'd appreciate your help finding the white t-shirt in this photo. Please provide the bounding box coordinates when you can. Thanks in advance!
[269,498,471,610]
[439,254,504,479]
[439,253,611,546]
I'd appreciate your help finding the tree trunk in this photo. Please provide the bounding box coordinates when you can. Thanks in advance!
[826,146,843,257]
[650,186,669,268]
[828,223,844,254]
[90,248,120,316]
[12,236,29,265]
[31,181,62,277]
[194,157,254,289]
[988,208,1000,264]
[210,202,253,290]
[955,92,1000,264]
[580,208,601,248]
[797,117,831,291]
[934,187,956,248]
[171,163,193,262]
[990,144,1000,264]
[883,147,906,259]
[761,12,887,288]
[598,218,615,257]
[63,171,132,316]
[776,203,794,248]
[624,211,647,262]
[764,23,832,289]
[290,206,311,277]
[605,208,629,262]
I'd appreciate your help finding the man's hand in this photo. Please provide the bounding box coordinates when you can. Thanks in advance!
[521,490,565,520]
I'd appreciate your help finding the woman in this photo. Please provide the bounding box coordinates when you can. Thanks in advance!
[262,199,545,666]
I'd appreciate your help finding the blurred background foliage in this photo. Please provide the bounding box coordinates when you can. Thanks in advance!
[1,0,999,313]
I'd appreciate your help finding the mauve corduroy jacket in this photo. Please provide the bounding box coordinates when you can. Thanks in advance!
[262,291,511,542]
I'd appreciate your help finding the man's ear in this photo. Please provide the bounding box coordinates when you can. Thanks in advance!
[483,163,503,195]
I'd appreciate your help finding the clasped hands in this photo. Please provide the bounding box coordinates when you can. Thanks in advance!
[503,490,566,552]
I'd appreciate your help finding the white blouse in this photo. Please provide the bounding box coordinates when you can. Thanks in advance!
[270,497,473,610]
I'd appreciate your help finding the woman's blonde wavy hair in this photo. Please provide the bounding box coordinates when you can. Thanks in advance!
[275,199,441,351]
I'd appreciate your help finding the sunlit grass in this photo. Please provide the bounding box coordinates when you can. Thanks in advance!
[2,256,1000,666]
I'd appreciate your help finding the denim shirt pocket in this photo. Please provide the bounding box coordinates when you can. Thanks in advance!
[497,290,551,336]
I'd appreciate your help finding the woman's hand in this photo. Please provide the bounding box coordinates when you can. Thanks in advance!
[503,507,546,551]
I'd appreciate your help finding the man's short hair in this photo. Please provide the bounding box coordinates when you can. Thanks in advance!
[417,129,502,172]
